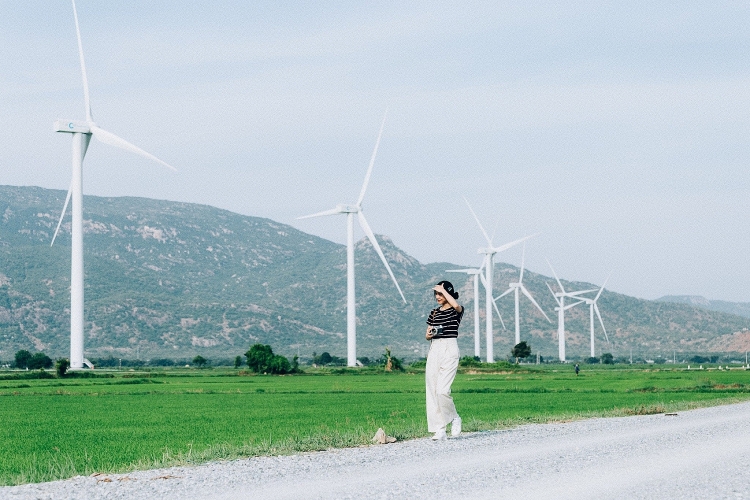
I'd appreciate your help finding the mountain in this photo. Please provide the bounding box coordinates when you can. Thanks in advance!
[657,295,750,319]
[1,185,749,362]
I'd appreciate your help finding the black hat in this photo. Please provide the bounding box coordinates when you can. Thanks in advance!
[436,280,459,300]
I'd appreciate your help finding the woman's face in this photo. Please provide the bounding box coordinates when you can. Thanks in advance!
[434,291,447,306]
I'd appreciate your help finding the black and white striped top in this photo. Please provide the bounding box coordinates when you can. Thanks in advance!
[426,306,464,339]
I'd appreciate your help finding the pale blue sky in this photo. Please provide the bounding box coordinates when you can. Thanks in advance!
[1,1,749,301]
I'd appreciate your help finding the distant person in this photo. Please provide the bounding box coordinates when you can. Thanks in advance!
[575,363,580,376]
[425,280,464,440]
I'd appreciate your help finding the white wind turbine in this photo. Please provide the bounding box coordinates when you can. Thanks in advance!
[545,260,589,362]
[465,198,534,362]
[51,0,176,370]
[494,243,551,346]
[297,112,406,367]
[446,260,488,359]
[567,277,610,358]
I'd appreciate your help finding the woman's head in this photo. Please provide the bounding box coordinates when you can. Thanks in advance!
[434,280,459,300]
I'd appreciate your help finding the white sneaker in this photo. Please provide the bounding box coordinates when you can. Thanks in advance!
[431,429,447,441]
[451,417,462,436]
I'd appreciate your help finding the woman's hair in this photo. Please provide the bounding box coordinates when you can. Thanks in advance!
[436,280,459,300]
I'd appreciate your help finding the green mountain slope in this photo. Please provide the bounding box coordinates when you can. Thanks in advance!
[1,186,749,361]
[657,295,750,319]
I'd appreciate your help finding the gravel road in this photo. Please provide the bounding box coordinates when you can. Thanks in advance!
[3,401,750,500]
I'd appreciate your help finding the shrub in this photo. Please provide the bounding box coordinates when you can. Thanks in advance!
[234,355,243,369]
[601,353,614,365]
[55,358,70,377]
[585,357,600,364]
[459,356,482,367]
[245,344,291,374]
[28,353,53,370]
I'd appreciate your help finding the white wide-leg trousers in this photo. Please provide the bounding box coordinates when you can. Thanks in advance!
[425,337,460,432]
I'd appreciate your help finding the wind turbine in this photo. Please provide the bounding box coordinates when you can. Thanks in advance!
[547,261,592,362]
[494,243,551,346]
[297,112,406,367]
[446,260,487,359]
[464,198,535,362]
[568,277,610,358]
[51,0,176,370]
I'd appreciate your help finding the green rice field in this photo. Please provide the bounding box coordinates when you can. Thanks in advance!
[1,364,749,486]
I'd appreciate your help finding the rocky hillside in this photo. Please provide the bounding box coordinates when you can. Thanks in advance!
[1,186,749,362]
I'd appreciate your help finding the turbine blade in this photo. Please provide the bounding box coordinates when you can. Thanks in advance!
[594,273,611,302]
[494,287,514,301]
[51,184,73,246]
[464,197,492,246]
[564,300,584,311]
[521,284,551,322]
[446,269,472,274]
[566,288,599,297]
[546,282,562,307]
[518,242,526,283]
[493,233,537,254]
[492,299,507,330]
[71,0,92,122]
[595,304,609,343]
[356,110,387,206]
[90,126,177,171]
[477,255,487,273]
[546,258,566,295]
[297,207,343,219]
[357,211,406,303]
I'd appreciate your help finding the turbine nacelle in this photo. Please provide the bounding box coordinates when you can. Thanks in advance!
[337,204,360,213]
[54,120,92,134]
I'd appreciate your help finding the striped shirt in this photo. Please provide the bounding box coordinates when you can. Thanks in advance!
[426,306,464,339]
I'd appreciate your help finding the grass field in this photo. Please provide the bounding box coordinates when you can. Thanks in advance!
[1,364,749,486]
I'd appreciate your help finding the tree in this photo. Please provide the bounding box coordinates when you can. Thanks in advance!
[234,355,243,369]
[319,352,333,365]
[192,355,207,368]
[55,358,70,377]
[511,342,531,363]
[246,344,274,373]
[28,353,53,370]
[379,347,403,371]
[14,350,32,369]
[585,356,599,364]
[601,353,614,365]
[245,344,291,374]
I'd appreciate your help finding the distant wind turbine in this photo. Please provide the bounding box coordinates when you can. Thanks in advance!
[567,276,610,358]
[464,198,535,362]
[297,112,406,367]
[545,260,587,362]
[494,243,551,346]
[51,0,177,370]
[446,260,488,358]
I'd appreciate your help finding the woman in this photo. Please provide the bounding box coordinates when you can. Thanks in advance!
[425,280,464,440]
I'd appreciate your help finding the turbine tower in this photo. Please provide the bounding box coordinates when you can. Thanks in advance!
[298,112,406,367]
[52,0,176,370]
[464,198,534,362]
[494,243,551,346]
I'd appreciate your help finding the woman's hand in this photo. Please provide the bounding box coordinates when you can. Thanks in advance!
[425,326,434,340]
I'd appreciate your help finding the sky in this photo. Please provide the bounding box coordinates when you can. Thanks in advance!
[1,1,749,302]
